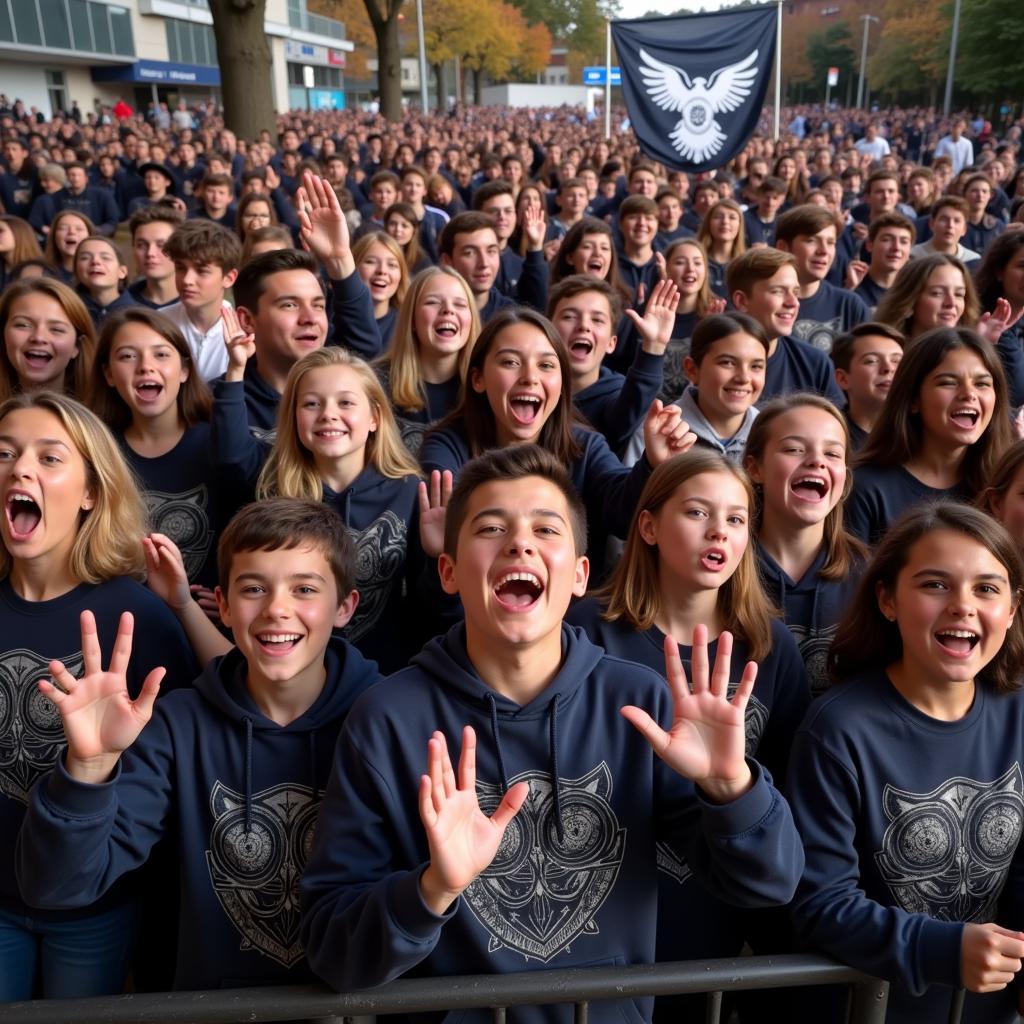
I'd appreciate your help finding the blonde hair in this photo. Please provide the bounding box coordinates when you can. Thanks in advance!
[598,450,775,661]
[697,198,747,262]
[257,347,420,500]
[352,231,409,310]
[379,267,479,412]
[663,237,716,318]
[0,391,147,582]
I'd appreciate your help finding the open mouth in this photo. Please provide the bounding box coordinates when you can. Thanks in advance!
[569,337,595,359]
[586,259,606,274]
[433,321,460,341]
[935,629,980,656]
[791,475,829,501]
[493,570,544,611]
[700,548,727,572]
[950,407,979,430]
[255,631,302,653]
[135,380,164,401]
[370,276,391,291]
[6,493,41,539]
[23,348,54,369]
[509,393,543,425]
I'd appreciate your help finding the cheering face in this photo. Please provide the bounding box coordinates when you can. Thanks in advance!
[294,364,377,473]
[568,233,613,280]
[869,227,912,276]
[53,215,90,260]
[74,240,126,293]
[787,227,837,283]
[552,290,616,381]
[239,268,327,366]
[685,332,766,425]
[413,275,474,360]
[667,244,706,298]
[736,265,800,340]
[446,228,500,297]
[358,241,402,308]
[911,347,995,451]
[103,321,188,423]
[4,292,80,391]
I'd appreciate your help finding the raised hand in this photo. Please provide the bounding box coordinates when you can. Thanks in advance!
[39,611,164,784]
[221,304,254,382]
[654,251,667,281]
[704,296,727,317]
[143,532,192,613]
[264,164,281,191]
[418,469,453,560]
[978,297,1024,345]
[297,171,354,279]
[845,259,869,290]
[418,727,529,915]
[522,204,547,252]
[961,922,1024,993]
[642,399,698,466]
[621,627,754,803]
[625,278,680,355]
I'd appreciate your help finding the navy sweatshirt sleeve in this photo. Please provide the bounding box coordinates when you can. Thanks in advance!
[581,352,664,454]
[328,270,384,359]
[211,377,271,485]
[514,249,549,313]
[995,325,1024,409]
[575,429,653,539]
[419,426,471,477]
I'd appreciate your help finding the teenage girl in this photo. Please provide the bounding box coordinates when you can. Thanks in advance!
[0,390,194,1000]
[43,210,94,284]
[212,334,448,671]
[549,216,632,309]
[374,266,480,454]
[73,235,138,329]
[0,278,96,402]
[567,450,809,1003]
[978,440,1024,544]
[88,307,225,598]
[0,215,43,293]
[847,327,1011,544]
[235,191,278,245]
[744,393,866,695]
[696,198,747,297]
[383,201,431,274]
[352,231,408,350]
[419,306,696,558]
[789,502,1024,1024]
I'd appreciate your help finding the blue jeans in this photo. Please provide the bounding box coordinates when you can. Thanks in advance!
[0,902,140,1001]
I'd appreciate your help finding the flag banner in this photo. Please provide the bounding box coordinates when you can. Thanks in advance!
[611,6,778,172]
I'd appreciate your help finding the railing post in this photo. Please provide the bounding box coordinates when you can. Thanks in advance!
[848,978,890,1024]
[704,989,723,1024]
[573,1001,588,1024]
[948,988,966,1024]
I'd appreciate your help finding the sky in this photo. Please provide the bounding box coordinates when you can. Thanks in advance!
[615,0,730,17]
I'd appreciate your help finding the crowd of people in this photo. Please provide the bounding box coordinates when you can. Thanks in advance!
[3,92,1024,1022]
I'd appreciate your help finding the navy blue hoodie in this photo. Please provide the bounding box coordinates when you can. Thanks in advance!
[762,335,846,407]
[16,640,379,990]
[301,624,803,1020]
[788,671,1024,1023]
[377,363,461,456]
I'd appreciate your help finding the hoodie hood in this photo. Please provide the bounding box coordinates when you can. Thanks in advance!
[242,358,283,432]
[678,385,759,462]
[321,464,418,531]
[575,363,625,404]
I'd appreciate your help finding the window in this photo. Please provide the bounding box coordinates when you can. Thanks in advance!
[40,0,72,49]
[89,0,113,52]
[287,63,341,89]
[12,0,43,45]
[165,18,216,65]
[109,5,132,55]
[68,0,94,50]
[46,70,68,115]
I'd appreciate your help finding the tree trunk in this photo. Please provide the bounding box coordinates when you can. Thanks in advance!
[473,68,482,105]
[434,63,444,111]
[208,0,276,141]
[369,7,403,122]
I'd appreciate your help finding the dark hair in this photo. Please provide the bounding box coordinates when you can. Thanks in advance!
[547,274,621,324]
[549,217,631,306]
[217,497,356,598]
[829,501,1024,693]
[619,195,658,219]
[830,321,905,372]
[128,204,185,238]
[442,444,587,556]
[163,219,241,272]
[855,327,1010,496]
[867,211,916,243]
[472,180,515,209]
[931,194,970,219]
[689,312,769,365]
[975,230,1024,311]
[233,248,320,314]
[774,204,842,245]
[235,191,278,242]
[90,307,212,431]
[439,211,498,259]
[978,439,1024,519]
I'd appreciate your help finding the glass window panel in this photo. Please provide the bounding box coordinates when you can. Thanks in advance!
[204,25,217,65]
[68,0,92,50]
[12,0,43,45]
[40,0,72,49]
[109,5,132,54]
[0,0,14,43]
[89,0,112,52]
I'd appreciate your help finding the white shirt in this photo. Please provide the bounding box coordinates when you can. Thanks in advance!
[934,135,974,175]
[855,136,890,160]
[161,301,230,381]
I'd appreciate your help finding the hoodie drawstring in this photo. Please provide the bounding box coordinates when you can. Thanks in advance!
[309,732,320,802]
[243,716,254,832]
[485,693,511,794]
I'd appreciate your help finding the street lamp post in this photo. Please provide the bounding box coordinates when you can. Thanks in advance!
[415,0,429,111]
[856,14,879,111]
[943,0,962,116]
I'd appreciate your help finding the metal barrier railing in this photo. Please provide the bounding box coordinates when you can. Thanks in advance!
[0,955,897,1024]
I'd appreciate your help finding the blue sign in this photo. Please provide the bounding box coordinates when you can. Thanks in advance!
[583,66,621,86]
[309,89,345,110]
[92,60,221,87]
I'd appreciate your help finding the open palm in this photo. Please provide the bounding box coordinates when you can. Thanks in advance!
[297,170,351,267]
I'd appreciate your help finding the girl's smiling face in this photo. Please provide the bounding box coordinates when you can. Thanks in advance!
[568,233,612,279]
[912,347,995,451]
[103,321,188,423]
[4,292,80,391]
[414,275,474,359]
[709,205,740,242]
[471,323,562,447]
[357,241,402,306]
[295,364,377,472]
[667,244,706,296]
[913,265,967,333]
[53,215,90,259]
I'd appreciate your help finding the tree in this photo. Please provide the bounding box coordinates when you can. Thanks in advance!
[208,0,276,141]
[311,0,377,78]
[957,0,1024,100]
[806,22,856,95]
[867,0,948,105]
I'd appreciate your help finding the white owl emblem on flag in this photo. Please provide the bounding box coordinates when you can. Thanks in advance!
[639,48,759,164]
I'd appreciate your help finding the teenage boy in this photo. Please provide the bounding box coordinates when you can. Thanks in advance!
[743,176,786,247]
[355,170,399,237]
[617,195,660,303]
[127,161,177,214]
[549,275,670,456]
[0,136,39,218]
[962,173,1006,256]
[17,499,380,991]
[934,118,974,175]
[831,323,905,451]
[191,172,237,229]
[850,213,915,312]
[655,187,690,250]
[300,445,802,1005]
[551,177,590,237]
[910,195,980,264]
[728,248,845,406]
[400,164,449,263]
[127,204,183,309]
[28,161,120,236]
[162,220,241,380]
[682,180,719,234]
[774,205,870,354]
[440,211,547,322]
[473,180,523,297]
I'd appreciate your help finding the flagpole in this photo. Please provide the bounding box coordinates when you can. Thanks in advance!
[773,0,782,141]
[605,18,612,139]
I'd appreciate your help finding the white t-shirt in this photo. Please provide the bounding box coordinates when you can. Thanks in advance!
[161,301,230,381]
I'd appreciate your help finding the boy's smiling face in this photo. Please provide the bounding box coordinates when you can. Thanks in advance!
[439,476,588,651]
[217,544,357,694]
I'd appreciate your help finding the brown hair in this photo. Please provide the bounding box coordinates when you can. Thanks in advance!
[830,321,905,372]
[867,212,916,243]
[163,219,241,272]
[549,217,631,307]
[240,225,294,264]
[128,203,185,239]
[0,215,43,268]
[547,274,622,324]
[439,211,498,259]
[235,191,278,243]
[689,312,769,365]
[727,247,797,299]
[875,254,980,338]
[352,231,409,310]
[619,194,658,220]
[774,204,842,245]
[697,198,747,263]
[44,210,95,269]
[977,439,1024,520]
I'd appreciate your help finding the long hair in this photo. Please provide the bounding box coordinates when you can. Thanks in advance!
[257,347,419,501]
[0,278,96,402]
[875,254,981,338]
[829,502,1024,694]
[0,215,43,268]
[352,231,409,310]
[379,267,479,413]
[550,217,631,308]
[598,450,775,661]
[433,307,583,465]
[855,327,1011,496]
[974,230,1024,312]
[744,394,866,581]
[44,210,95,269]
[383,200,424,272]
[698,198,747,263]
[0,391,147,582]
[663,237,716,318]
[89,307,212,433]
[977,439,1024,519]
[235,191,278,243]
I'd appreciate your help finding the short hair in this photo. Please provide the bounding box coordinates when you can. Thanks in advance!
[547,274,621,323]
[128,203,185,238]
[867,212,915,243]
[865,169,900,193]
[689,312,769,365]
[63,161,87,175]
[655,187,682,205]
[560,176,588,194]
[442,444,587,557]
[830,321,906,372]
[978,439,1024,517]
[774,204,842,245]
[931,194,970,219]
[472,180,514,209]
[628,162,657,182]
[727,247,797,298]
[163,220,241,272]
[241,225,295,264]
[233,248,320,314]
[962,172,992,194]
[369,170,400,191]
[440,211,498,258]
[619,194,658,219]
[692,180,719,200]
[758,175,787,195]
[200,172,234,192]
[399,164,428,183]
[217,497,357,599]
